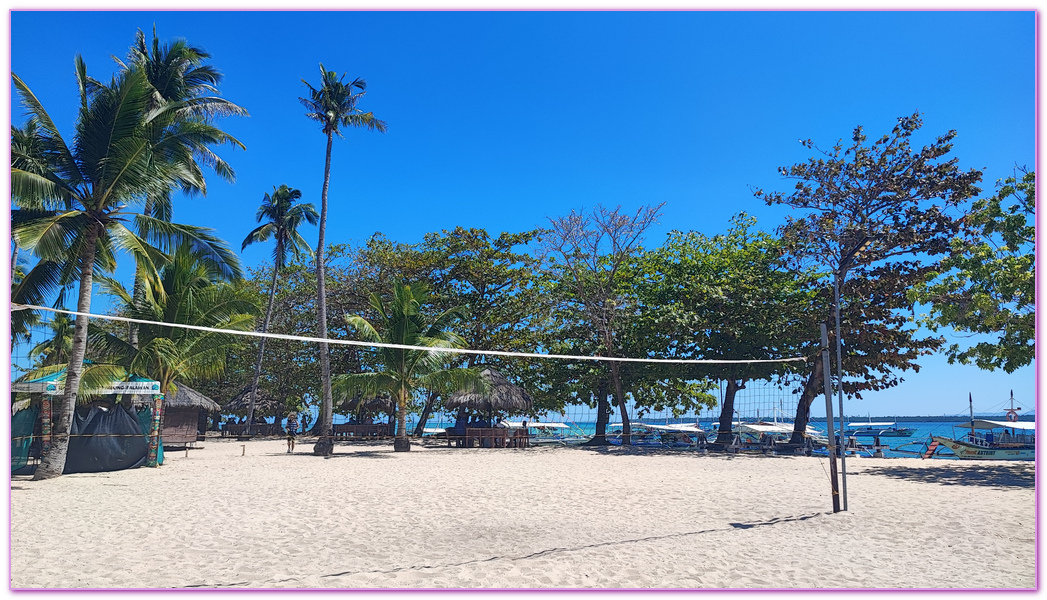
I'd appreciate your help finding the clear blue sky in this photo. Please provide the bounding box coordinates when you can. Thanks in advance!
[8,10,1037,417]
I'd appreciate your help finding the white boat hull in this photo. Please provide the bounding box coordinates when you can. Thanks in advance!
[931,436,1035,461]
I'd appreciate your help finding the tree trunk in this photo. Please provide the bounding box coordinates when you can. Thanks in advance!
[609,360,631,446]
[715,379,746,444]
[413,390,438,438]
[583,378,611,446]
[313,131,335,457]
[34,222,100,480]
[247,263,280,434]
[789,353,824,444]
[11,241,19,280]
[396,389,408,440]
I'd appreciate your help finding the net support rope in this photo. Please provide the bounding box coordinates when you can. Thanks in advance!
[13,303,808,366]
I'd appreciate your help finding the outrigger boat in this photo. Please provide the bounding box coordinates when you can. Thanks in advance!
[927,419,1035,460]
[844,417,915,438]
[925,392,1035,461]
[501,421,590,445]
[607,422,707,448]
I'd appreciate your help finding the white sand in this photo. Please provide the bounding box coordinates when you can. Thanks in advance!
[9,436,1035,589]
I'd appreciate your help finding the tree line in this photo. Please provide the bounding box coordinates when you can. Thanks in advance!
[12,29,1034,475]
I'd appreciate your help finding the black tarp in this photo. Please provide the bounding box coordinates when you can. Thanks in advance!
[11,405,39,474]
[65,404,148,474]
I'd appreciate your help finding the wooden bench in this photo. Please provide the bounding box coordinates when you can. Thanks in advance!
[332,424,389,439]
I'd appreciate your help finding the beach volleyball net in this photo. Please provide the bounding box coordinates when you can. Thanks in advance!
[11,303,814,450]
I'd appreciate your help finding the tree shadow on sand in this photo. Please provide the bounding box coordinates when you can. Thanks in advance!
[861,463,1034,488]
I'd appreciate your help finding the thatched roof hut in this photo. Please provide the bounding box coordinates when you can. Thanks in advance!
[338,394,395,415]
[162,383,220,447]
[166,383,221,412]
[445,368,533,415]
[225,386,282,415]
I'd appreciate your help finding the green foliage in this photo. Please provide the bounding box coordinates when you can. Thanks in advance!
[756,112,984,400]
[334,281,484,439]
[639,213,817,385]
[242,185,318,268]
[91,243,259,395]
[911,169,1035,373]
[300,63,387,137]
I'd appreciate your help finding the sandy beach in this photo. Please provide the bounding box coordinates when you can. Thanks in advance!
[9,436,1036,590]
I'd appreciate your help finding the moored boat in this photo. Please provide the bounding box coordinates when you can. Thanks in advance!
[928,419,1035,460]
[844,419,915,438]
[925,392,1034,460]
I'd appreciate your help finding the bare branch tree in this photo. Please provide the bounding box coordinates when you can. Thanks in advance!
[542,203,664,445]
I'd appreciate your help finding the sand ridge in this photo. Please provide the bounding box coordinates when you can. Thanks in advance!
[9,436,1036,589]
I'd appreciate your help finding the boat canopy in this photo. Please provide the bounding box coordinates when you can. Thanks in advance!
[643,423,702,432]
[846,421,897,428]
[503,421,569,429]
[736,422,795,434]
[609,422,701,432]
[963,419,1035,431]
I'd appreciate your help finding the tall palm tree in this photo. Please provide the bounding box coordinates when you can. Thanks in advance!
[117,27,248,348]
[300,63,387,455]
[241,185,318,433]
[92,242,258,401]
[335,282,484,452]
[11,59,241,480]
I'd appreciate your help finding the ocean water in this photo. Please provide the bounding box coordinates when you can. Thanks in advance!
[411,418,1031,459]
[261,409,1032,460]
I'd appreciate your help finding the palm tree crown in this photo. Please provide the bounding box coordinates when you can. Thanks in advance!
[336,281,485,444]
[300,63,388,137]
[242,185,319,269]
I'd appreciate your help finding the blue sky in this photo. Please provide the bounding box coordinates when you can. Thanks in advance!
[8,10,1037,417]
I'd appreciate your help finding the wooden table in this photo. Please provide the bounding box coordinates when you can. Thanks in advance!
[221,423,280,437]
[333,424,389,439]
[467,427,507,448]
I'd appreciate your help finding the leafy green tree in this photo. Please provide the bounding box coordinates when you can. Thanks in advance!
[755,112,983,443]
[241,185,318,432]
[335,281,483,451]
[300,64,387,456]
[911,169,1035,373]
[413,227,542,434]
[11,59,241,479]
[639,215,818,444]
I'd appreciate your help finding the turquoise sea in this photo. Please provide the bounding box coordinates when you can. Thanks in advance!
[407,417,1034,459]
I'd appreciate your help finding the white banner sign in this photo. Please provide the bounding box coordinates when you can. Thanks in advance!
[34,381,162,395]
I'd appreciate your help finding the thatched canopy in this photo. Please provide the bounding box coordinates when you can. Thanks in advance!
[444,368,533,414]
[338,394,395,415]
[166,382,221,412]
[225,386,282,415]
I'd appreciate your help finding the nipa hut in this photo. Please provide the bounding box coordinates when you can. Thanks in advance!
[163,383,221,448]
[444,368,534,418]
[226,386,282,417]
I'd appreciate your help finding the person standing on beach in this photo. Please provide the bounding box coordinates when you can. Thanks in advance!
[286,412,299,453]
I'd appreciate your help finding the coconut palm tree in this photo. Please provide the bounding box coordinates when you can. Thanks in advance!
[335,281,484,452]
[300,63,386,455]
[11,60,241,480]
[116,27,248,348]
[92,242,258,400]
[241,185,318,433]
